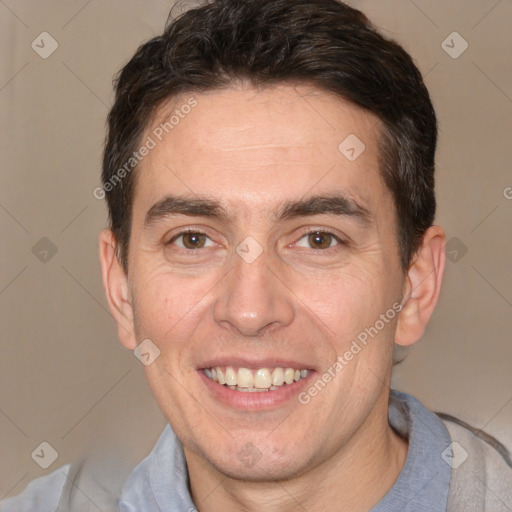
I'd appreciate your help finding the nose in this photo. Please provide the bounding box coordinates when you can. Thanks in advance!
[213,250,295,337]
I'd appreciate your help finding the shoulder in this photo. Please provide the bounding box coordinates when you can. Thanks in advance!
[0,426,179,512]
[439,414,512,511]
[118,424,182,510]
[0,463,71,512]
[0,455,129,511]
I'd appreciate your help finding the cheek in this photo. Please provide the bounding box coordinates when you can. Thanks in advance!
[130,265,216,348]
[290,264,383,331]
[296,264,400,371]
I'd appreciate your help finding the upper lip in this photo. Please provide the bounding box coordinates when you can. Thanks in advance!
[198,357,315,370]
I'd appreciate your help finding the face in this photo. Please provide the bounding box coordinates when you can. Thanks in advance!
[119,84,406,480]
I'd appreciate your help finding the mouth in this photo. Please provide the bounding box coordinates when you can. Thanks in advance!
[198,364,314,410]
[204,366,310,392]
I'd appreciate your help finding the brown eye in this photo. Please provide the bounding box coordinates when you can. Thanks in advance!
[308,231,334,249]
[295,231,341,250]
[171,232,213,249]
[183,233,206,248]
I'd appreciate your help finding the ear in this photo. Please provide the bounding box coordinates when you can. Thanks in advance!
[99,229,138,350]
[395,225,446,347]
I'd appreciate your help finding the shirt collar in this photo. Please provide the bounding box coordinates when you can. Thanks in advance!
[370,390,452,511]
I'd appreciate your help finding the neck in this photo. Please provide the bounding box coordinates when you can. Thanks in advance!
[185,391,408,512]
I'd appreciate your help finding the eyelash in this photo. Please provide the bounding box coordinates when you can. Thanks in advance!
[296,229,346,250]
[166,228,215,248]
[166,228,347,251]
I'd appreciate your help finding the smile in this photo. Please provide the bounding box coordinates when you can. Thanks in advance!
[204,366,310,392]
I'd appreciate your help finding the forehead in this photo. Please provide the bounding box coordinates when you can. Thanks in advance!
[133,83,389,218]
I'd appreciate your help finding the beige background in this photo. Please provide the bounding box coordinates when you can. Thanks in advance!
[1,0,511,500]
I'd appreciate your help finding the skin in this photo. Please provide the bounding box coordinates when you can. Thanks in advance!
[100,83,446,511]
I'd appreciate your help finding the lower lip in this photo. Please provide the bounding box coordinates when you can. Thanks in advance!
[198,371,314,411]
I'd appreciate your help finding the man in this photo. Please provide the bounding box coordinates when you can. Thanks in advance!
[3,0,511,510]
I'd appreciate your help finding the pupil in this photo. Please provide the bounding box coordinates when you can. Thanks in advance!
[184,233,205,248]
[309,231,330,249]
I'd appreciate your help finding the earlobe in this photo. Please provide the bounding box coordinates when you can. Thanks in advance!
[395,225,446,347]
[98,229,138,350]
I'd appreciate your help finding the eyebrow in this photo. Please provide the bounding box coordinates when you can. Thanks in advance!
[144,193,373,227]
[276,194,372,225]
[144,196,226,226]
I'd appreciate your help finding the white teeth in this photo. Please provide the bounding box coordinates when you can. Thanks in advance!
[204,366,309,390]
[216,367,225,385]
[284,368,295,384]
[272,367,285,386]
[241,385,279,392]
[254,368,272,389]
[225,366,237,386]
[237,367,253,388]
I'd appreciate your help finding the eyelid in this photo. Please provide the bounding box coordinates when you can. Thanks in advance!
[166,227,216,247]
[291,227,348,248]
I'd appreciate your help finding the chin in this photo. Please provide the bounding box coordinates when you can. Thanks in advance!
[197,439,313,483]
